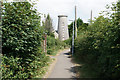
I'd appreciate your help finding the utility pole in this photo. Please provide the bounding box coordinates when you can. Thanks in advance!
[69,20,74,56]
[90,10,92,24]
[75,5,77,38]
[72,20,74,56]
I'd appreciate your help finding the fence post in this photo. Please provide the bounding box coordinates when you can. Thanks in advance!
[43,33,47,53]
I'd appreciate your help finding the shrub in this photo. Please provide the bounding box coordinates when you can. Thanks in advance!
[2,2,49,78]
[64,38,72,46]
[74,1,120,78]
[46,36,68,55]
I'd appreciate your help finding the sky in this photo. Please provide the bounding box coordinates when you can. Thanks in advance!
[36,0,117,30]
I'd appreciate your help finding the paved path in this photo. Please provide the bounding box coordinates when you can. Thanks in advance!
[48,49,76,78]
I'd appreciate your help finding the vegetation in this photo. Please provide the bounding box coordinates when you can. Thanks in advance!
[74,1,120,79]
[68,18,88,37]
[64,38,72,46]
[1,1,67,78]
[2,0,119,79]
[43,14,53,35]
[2,2,50,78]
[47,36,68,55]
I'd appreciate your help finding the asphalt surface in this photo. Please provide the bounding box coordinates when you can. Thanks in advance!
[48,49,76,78]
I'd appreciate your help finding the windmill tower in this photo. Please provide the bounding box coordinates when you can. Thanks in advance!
[58,15,69,41]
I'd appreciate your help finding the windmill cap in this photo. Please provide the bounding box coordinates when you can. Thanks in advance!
[58,15,68,17]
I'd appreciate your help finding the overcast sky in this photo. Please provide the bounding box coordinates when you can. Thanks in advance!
[36,0,117,30]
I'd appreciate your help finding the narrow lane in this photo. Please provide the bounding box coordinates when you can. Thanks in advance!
[48,49,76,78]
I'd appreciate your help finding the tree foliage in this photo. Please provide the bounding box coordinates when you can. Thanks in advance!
[1,1,68,78]
[2,2,49,78]
[68,18,88,37]
[44,14,53,35]
[74,1,120,78]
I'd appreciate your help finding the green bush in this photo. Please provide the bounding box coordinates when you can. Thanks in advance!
[2,2,49,78]
[47,49,53,55]
[74,1,120,78]
[2,55,29,78]
[46,36,68,55]
[64,38,72,46]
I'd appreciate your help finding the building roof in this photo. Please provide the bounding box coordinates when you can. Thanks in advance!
[58,15,68,17]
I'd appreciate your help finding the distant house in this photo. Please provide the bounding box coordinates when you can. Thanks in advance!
[52,30,58,39]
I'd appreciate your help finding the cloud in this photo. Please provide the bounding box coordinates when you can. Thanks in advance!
[36,0,117,30]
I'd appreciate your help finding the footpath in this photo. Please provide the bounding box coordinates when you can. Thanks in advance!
[45,49,76,78]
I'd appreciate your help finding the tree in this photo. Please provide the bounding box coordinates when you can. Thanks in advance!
[44,14,53,35]
[112,1,120,44]
[78,23,88,32]
[68,18,87,37]
[77,18,83,28]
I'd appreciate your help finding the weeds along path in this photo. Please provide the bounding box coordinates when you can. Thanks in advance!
[48,49,76,78]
